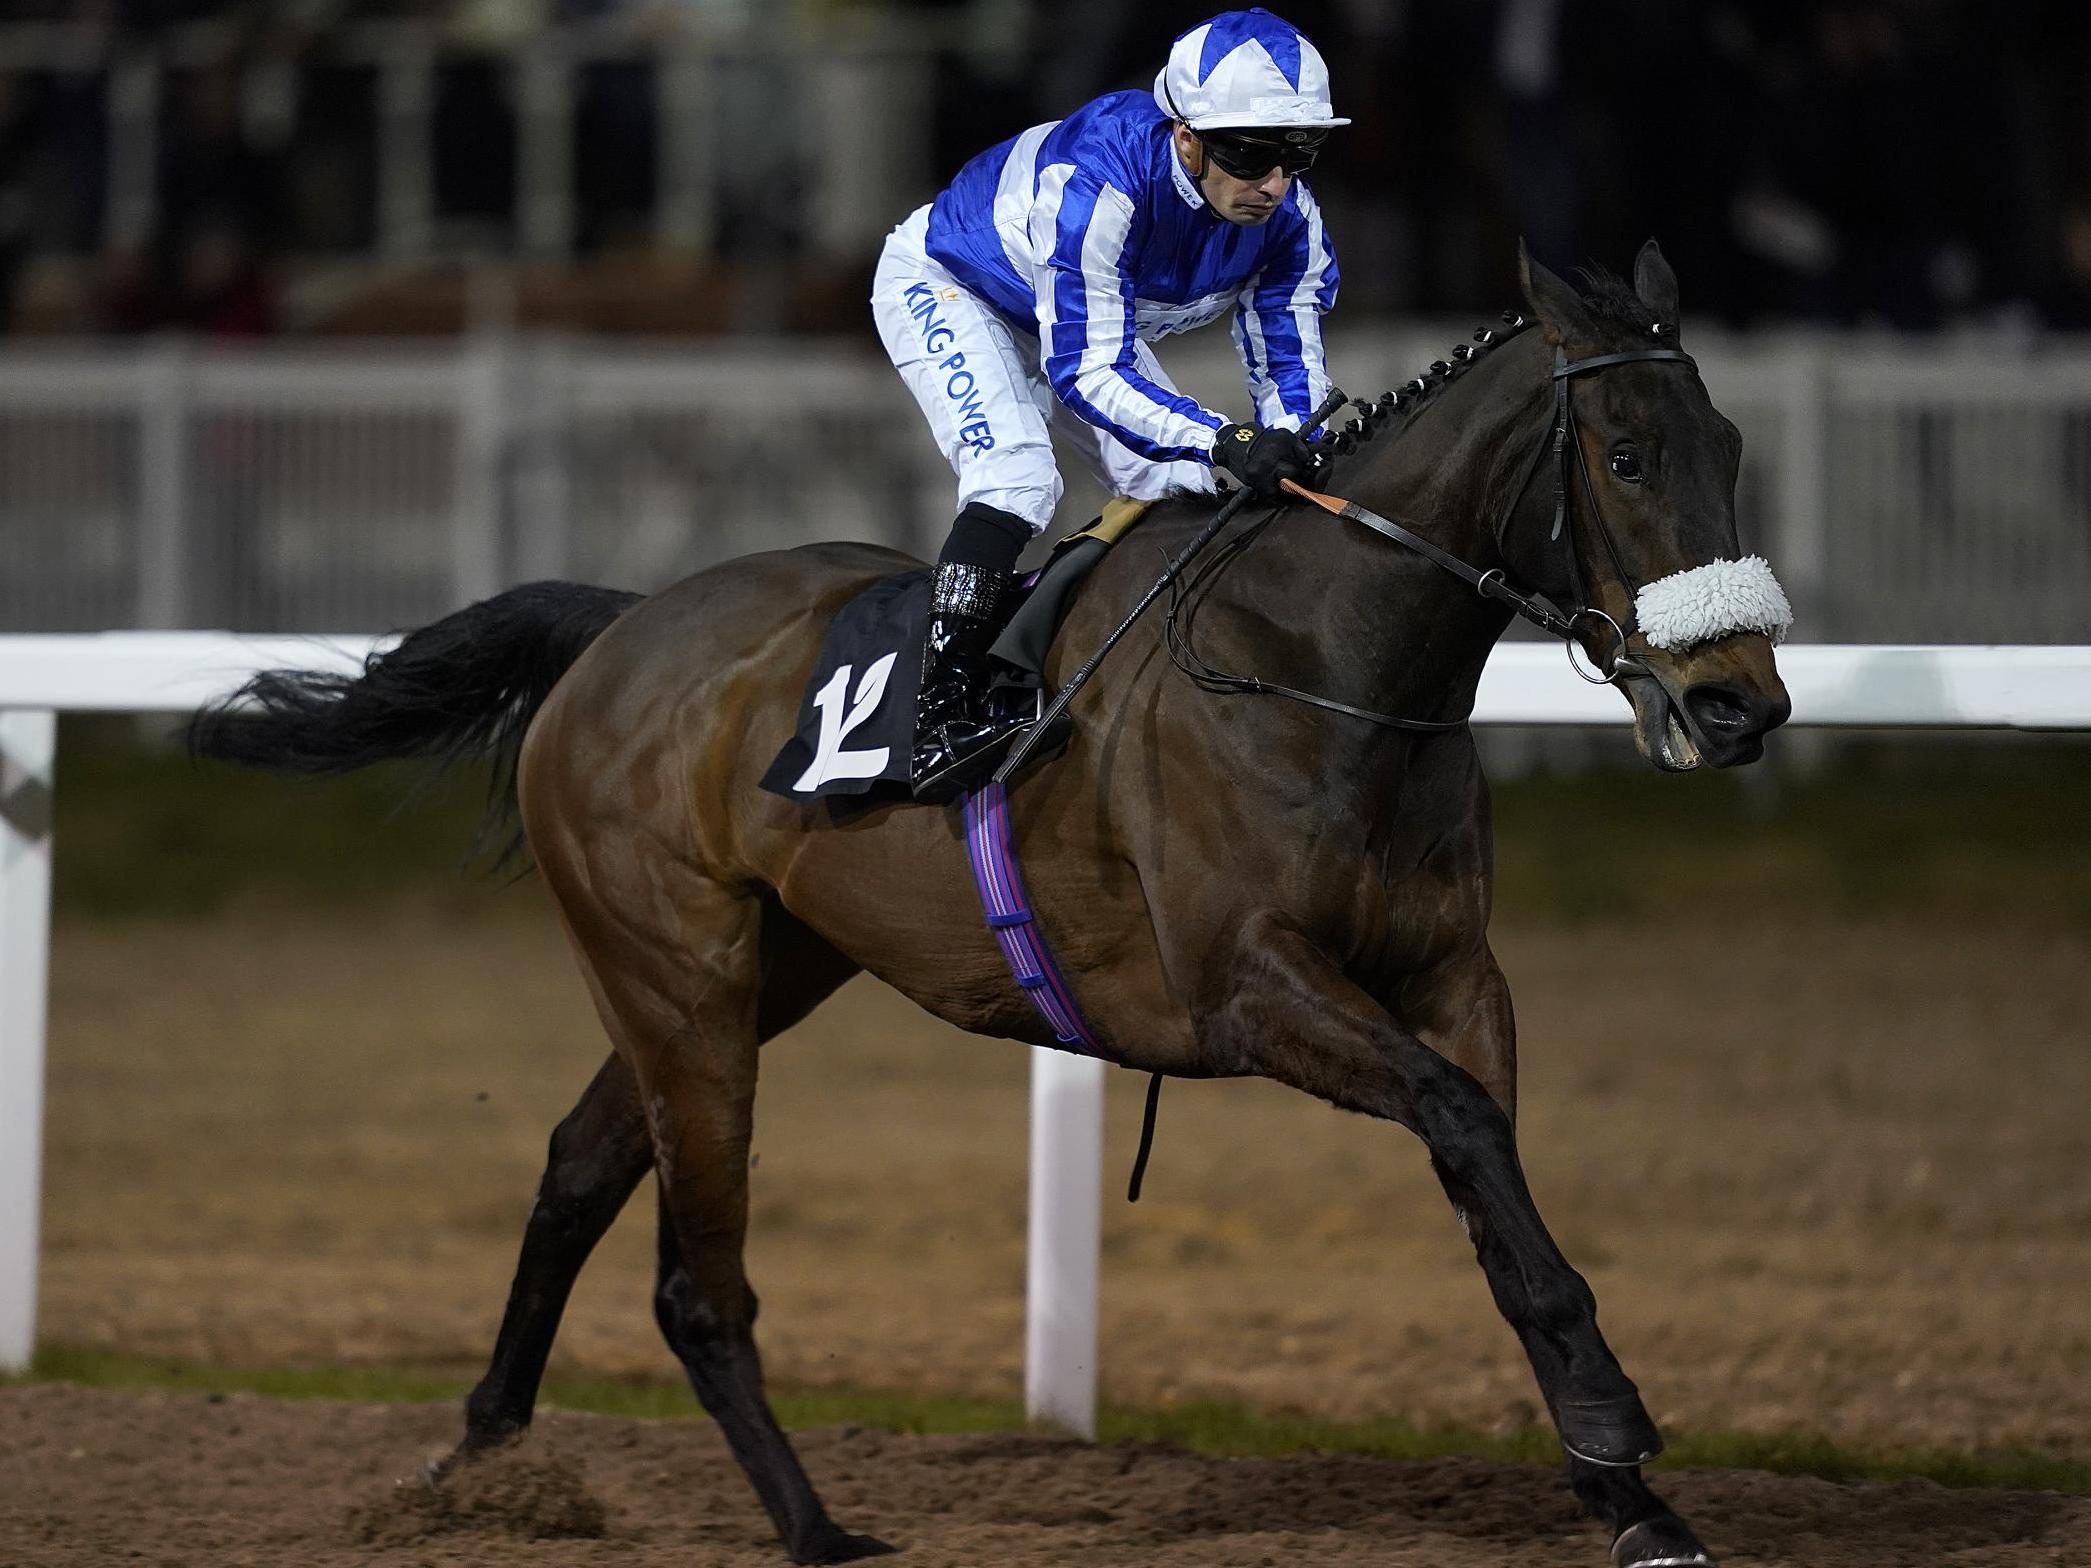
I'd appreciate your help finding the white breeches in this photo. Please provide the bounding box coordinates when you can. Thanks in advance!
[871,205,1218,535]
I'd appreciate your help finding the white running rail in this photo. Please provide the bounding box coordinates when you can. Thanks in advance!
[5,635,2091,1431]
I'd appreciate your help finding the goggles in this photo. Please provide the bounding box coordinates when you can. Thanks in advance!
[1197,127,1328,180]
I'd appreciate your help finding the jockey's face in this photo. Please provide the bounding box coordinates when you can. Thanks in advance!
[1172,122,1290,226]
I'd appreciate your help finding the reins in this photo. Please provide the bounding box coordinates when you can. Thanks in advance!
[1164,339,1704,729]
[1162,502,1468,733]
[998,334,1708,777]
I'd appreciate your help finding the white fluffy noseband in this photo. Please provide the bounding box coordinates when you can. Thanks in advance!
[1633,556,1793,651]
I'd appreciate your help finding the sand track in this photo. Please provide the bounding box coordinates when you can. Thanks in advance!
[16,907,2090,1564]
[4,1384,2086,1568]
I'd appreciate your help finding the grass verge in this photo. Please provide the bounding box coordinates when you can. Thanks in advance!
[51,718,2091,926]
[10,1343,2087,1495]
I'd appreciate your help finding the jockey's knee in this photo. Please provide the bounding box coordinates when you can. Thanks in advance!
[958,464,1057,537]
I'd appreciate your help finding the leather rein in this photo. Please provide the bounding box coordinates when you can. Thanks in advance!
[1164,343,1700,734]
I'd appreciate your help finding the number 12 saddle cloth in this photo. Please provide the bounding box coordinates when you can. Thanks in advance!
[759,497,1151,805]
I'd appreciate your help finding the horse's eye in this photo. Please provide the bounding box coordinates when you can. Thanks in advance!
[1608,447,1646,484]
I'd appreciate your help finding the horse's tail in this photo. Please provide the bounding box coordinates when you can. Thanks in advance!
[189,580,643,866]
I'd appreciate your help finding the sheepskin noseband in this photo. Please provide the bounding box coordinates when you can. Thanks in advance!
[1633,556,1793,651]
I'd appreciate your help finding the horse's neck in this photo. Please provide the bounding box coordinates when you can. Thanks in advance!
[1215,337,1551,732]
[1344,332,1554,574]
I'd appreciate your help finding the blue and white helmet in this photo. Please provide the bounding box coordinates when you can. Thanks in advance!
[1152,8,1350,132]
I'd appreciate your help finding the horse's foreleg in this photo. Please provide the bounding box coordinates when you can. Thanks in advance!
[1229,915,1711,1566]
[1571,1460,1715,1567]
[1409,956,1712,1566]
[431,1053,652,1480]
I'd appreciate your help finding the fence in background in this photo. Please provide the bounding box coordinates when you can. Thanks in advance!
[6,330,2091,647]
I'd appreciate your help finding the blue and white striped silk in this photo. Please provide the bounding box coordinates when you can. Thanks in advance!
[923,90,1339,466]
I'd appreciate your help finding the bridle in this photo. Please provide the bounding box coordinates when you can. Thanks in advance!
[1166,340,1701,733]
[1519,344,1699,679]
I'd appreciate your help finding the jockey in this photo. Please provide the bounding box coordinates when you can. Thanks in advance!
[871,7,1347,799]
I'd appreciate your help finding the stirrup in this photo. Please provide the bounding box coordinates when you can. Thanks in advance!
[912,688,1044,804]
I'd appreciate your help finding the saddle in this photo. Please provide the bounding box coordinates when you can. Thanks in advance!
[759,497,1154,803]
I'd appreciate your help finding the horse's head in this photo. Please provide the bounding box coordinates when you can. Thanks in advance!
[1511,241,1791,770]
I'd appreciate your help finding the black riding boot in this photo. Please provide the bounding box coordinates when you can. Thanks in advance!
[912,505,1033,802]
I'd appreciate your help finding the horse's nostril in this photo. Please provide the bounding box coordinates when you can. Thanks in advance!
[1684,684,1755,735]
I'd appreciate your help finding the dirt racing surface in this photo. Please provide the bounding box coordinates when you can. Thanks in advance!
[17,901,2091,1565]
[4,1382,2087,1568]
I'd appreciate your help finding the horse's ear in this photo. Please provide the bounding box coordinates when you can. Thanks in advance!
[1518,240,1598,348]
[1633,238,1680,328]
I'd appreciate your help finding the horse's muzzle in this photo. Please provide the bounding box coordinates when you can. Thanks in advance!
[1680,676,1792,767]
[1622,638,1791,771]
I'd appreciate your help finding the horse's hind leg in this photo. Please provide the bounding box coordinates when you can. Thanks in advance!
[430,1052,652,1480]
[649,1180,889,1564]
[569,864,888,1565]
[433,900,861,1489]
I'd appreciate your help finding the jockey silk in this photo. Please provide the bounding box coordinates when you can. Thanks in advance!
[873,88,1339,532]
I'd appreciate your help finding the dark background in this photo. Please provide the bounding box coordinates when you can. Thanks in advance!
[1,1,2085,336]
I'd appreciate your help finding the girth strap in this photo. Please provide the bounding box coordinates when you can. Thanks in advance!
[963,780,1167,1202]
[962,781,1104,1056]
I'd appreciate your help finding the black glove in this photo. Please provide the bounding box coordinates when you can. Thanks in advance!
[1212,422,1314,498]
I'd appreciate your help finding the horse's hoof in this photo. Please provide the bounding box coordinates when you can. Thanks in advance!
[422,1428,522,1488]
[1557,1392,1663,1467]
[1612,1514,1716,1567]
[791,1526,898,1564]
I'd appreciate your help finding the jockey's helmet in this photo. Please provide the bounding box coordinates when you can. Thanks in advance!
[1153,8,1351,135]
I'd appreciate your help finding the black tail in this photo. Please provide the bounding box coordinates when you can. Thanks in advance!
[190,581,643,866]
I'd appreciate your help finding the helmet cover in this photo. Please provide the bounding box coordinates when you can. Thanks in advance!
[1153,8,1350,131]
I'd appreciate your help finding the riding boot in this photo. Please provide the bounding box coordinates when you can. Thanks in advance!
[911,559,1035,802]
[912,502,1036,801]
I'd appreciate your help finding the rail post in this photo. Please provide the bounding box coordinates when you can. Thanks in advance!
[0,707,55,1372]
[1026,1048,1104,1436]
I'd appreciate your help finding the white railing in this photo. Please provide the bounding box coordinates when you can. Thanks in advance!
[6,634,2091,1430]
[7,332,2091,646]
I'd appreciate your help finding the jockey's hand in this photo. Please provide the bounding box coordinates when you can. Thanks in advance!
[1213,422,1314,499]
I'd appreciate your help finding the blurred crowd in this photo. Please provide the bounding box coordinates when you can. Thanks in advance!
[2,0,2090,335]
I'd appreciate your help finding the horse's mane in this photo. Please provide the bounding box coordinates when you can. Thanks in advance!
[1318,311,1537,460]
[1321,270,1654,461]
[1157,274,1654,507]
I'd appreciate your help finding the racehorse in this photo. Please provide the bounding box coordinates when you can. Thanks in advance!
[194,243,1789,1568]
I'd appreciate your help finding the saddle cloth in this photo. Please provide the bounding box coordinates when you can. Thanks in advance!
[758,497,1152,803]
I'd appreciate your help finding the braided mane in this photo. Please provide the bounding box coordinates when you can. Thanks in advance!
[1314,309,1538,461]
[1316,269,1659,462]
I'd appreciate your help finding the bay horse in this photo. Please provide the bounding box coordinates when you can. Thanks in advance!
[194,243,1789,1568]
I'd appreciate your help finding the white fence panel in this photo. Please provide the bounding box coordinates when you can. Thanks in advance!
[7,334,2091,644]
